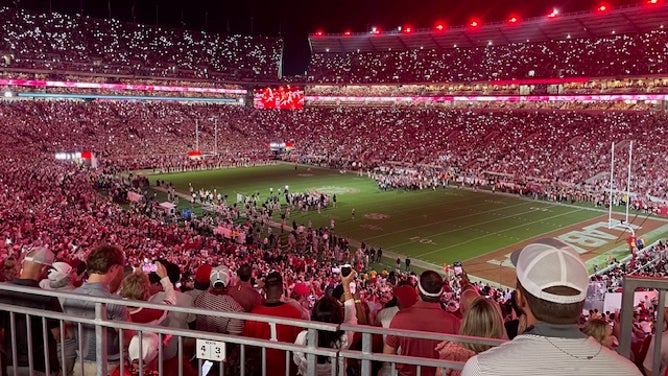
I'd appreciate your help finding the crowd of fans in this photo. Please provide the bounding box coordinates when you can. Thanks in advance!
[309,29,668,83]
[1,100,667,207]
[0,96,667,374]
[0,7,282,81]
[0,6,668,374]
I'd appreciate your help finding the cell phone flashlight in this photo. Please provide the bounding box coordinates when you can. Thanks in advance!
[453,261,463,277]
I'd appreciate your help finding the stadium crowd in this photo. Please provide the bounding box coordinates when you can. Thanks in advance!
[1,4,668,376]
[1,99,667,208]
[0,97,667,374]
[309,29,668,83]
[0,7,282,81]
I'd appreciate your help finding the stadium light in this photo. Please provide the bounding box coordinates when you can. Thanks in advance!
[403,25,413,33]
[371,26,381,35]
[647,0,659,4]
[315,30,324,37]
[597,4,609,12]
[434,23,446,31]
[508,16,519,24]
[469,20,480,28]
[548,8,559,18]
[343,30,352,36]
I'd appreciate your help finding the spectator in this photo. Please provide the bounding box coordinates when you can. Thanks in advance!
[435,297,505,376]
[192,265,244,335]
[243,271,302,376]
[227,263,262,313]
[147,260,196,360]
[461,238,641,376]
[185,264,212,300]
[62,244,128,376]
[582,318,616,350]
[284,282,311,320]
[39,261,78,376]
[642,299,668,375]
[384,270,461,376]
[0,247,62,376]
[118,262,176,325]
[293,295,349,376]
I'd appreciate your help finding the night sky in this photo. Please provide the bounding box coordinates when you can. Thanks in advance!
[3,0,644,75]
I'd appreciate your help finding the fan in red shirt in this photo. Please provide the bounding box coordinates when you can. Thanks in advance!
[243,271,303,376]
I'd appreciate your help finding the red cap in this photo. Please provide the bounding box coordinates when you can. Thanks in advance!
[293,282,310,296]
[195,264,213,284]
[393,285,417,309]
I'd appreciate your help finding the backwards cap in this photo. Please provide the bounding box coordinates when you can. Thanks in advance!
[511,238,589,304]
[24,247,55,266]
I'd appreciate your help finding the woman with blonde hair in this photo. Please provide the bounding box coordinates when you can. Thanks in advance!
[435,297,505,376]
[582,318,615,349]
[119,261,176,325]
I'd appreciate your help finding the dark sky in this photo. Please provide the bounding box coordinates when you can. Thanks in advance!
[4,0,643,75]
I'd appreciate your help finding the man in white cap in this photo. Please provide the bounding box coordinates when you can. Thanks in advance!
[193,265,245,335]
[40,261,78,376]
[462,238,641,376]
[0,247,62,376]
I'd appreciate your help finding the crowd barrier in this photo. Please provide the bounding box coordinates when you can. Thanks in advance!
[0,283,505,376]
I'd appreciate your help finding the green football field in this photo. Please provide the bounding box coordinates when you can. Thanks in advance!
[145,163,668,278]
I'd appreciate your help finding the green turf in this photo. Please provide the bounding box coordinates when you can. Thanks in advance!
[147,163,668,267]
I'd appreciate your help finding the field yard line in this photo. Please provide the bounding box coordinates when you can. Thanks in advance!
[364,201,534,241]
[413,208,586,259]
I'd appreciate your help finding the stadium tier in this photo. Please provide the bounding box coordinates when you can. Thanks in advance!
[0,7,283,81]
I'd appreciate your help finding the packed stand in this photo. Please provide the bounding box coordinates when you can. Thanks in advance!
[308,29,668,83]
[0,7,282,81]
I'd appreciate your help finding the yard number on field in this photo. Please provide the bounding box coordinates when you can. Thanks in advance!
[409,236,436,245]
[196,339,226,361]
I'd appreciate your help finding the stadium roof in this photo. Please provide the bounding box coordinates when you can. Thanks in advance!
[309,3,668,53]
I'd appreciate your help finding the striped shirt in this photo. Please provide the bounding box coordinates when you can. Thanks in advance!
[462,334,641,376]
[193,290,245,334]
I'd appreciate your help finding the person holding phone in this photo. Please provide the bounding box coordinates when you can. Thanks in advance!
[119,260,176,325]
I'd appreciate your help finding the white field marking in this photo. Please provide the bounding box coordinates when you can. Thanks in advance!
[364,200,536,241]
[414,208,586,259]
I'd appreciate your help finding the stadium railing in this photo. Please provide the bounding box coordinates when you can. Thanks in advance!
[618,276,668,376]
[0,283,505,376]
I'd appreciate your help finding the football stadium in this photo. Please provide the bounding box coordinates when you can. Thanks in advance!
[1,1,668,375]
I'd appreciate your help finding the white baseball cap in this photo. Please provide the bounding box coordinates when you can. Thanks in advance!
[511,238,589,304]
[128,333,159,363]
[210,266,230,288]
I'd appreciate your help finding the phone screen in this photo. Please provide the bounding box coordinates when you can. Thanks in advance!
[142,263,157,273]
[201,360,213,376]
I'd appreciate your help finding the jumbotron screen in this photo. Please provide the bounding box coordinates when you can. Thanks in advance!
[253,86,304,109]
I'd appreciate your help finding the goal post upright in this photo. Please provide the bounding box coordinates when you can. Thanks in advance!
[608,142,615,229]
[625,140,633,226]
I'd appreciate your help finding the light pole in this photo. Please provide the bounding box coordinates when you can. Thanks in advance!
[195,119,199,152]
[214,118,218,156]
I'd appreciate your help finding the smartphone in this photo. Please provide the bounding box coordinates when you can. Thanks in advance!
[142,258,157,273]
[341,264,352,278]
[201,360,213,376]
[453,261,463,277]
